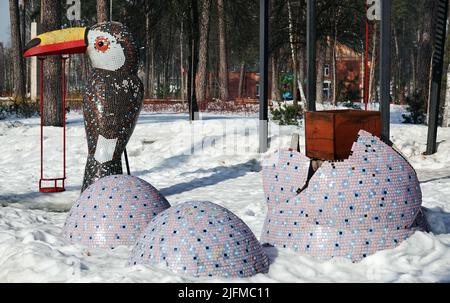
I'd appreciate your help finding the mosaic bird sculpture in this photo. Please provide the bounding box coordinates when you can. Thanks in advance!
[24,22,144,192]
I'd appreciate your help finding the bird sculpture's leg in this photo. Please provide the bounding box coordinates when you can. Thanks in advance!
[81,135,123,192]
[81,157,123,193]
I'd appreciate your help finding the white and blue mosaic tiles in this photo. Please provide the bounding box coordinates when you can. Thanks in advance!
[129,201,269,278]
[261,130,428,262]
[62,175,170,249]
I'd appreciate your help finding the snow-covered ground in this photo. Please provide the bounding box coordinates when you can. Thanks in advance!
[0,105,450,283]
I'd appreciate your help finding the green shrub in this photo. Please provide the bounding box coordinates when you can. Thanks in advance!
[155,84,180,99]
[341,101,362,109]
[402,90,426,124]
[0,98,39,120]
[337,78,361,103]
[271,103,303,126]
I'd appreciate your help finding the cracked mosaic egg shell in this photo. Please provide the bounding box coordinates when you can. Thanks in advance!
[261,130,427,262]
[62,175,170,249]
[129,201,270,278]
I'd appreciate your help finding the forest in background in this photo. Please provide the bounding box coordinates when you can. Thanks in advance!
[1,0,450,127]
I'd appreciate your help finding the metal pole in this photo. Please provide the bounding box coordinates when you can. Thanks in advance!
[188,0,199,122]
[426,0,449,155]
[190,41,196,121]
[306,0,316,111]
[39,58,45,190]
[364,3,370,110]
[62,57,67,190]
[30,22,38,101]
[259,0,269,153]
[110,0,113,22]
[379,0,391,143]
[124,148,131,175]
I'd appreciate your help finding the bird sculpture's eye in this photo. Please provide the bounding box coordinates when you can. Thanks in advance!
[94,37,110,53]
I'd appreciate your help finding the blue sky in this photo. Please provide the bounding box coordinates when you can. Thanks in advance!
[0,0,11,46]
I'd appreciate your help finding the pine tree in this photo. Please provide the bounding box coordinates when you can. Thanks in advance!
[97,0,110,23]
[0,43,4,96]
[217,0,229,101]
[41,0,62,126]
[196,0,211,104]
[443,63,450,127]
[9,0,26,103]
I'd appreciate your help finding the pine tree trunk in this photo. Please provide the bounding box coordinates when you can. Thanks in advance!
[19,2,26,54]
[9,0,26,103]
[196,0,211,104]
[41,0,62,126]
[7,48,14,94]
[180,22,186,101]
[287,0,298,106]
[369,23,378,104]
[238,61,246,98]
[298,45,307,105]
[411,53,416,94]
[217,0,229,101]
[332,20,338,105]
[442,64,450,127]
[97,0,110,23]
[316,41,325,104]
[164,23,174,97]
[443,63,450,127]
[426,52,434,123]
[361,43,365,104]
[0,43,4,96]
[4,48,10,93]
[144,13,151,98]
[157,72,161,96]
[150,38,155,98]
[20,1,27,93]
[271,52,282,102]
[393,26,400,102]
[417,8,434,111]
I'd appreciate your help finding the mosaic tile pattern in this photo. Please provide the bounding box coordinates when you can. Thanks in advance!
[81,22,143,192]
[129,201,270,278]
[261,130,427,262]
[63,175,170,249]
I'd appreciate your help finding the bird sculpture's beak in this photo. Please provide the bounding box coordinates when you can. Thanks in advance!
[23,27,88,57]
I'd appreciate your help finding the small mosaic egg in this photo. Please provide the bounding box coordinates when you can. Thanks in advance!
[129,201,270,278]
[62,175,170,249]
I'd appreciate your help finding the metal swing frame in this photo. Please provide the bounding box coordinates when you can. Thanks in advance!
[38,56,67,193]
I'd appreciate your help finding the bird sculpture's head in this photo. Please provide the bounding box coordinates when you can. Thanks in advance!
[24,22,139,74]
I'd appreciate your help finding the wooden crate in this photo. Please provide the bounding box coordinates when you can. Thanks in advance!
[305,109,381,161]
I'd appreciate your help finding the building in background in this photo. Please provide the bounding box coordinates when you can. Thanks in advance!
[203,42,365,104]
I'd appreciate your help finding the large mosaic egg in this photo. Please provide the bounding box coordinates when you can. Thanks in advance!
[261,130,428,262]
[62,175,170,249]
[129,201,270,278]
